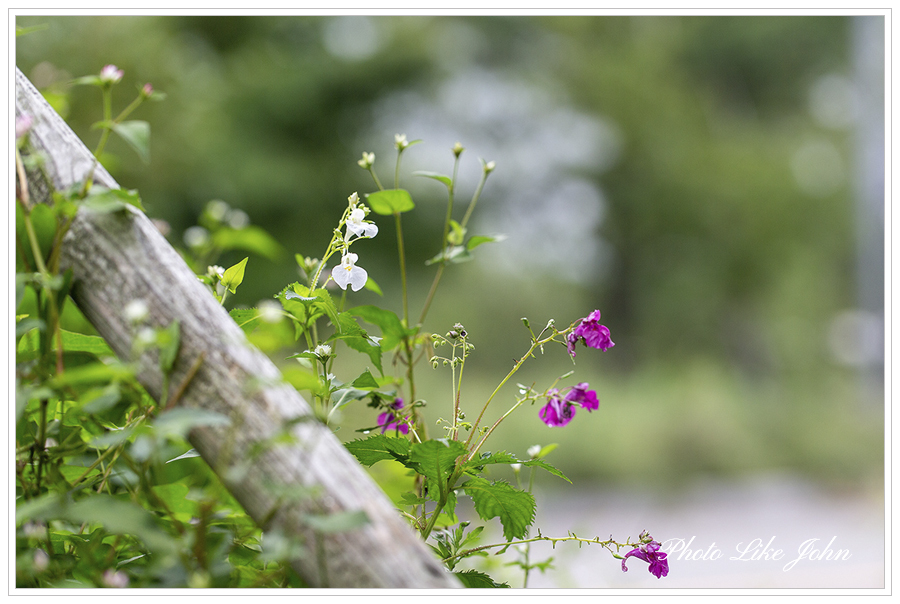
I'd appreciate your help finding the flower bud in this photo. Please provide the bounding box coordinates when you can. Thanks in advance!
[358,152,375,169]
[395,133,409,150]
[141,83,154,98]
[452,142,465,157]
[99,64,124,85]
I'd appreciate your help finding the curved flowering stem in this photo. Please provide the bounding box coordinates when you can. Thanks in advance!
[440,531,644,567]
[462,319,577,457]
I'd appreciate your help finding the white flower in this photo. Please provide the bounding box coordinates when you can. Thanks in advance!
[99,64,123,84]
[527,444,542,459]
[314,344,332,358]
[358,152,375,168]
[345,207,378,239]
[331,253,368,291]
[510,463,522,472]
[395,133,408,149]
[124,299,149,323]
[257,300,282,323]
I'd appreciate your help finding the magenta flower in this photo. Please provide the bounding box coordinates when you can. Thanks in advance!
[621,540,669,579]
[564,382,599,411]
[539,391,576,427]
[567,310,614,358]
[377,398,409,434]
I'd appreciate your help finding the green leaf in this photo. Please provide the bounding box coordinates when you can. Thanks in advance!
[363,275,383,296]
[330,313,383,375]
[454,569,510,588]
[49,360,134,388]
[344,434,411,466]
[462,476,535,541]
[467,234,506,250]
[81,186,145,213]
[281,366,325,396]
[350,369,380,389]
[211,226,285,262]
[111,120,151,163]
[365,189,415,215]
[166,448,201,463]
[221,257,249,294]
[465,451,571,483]
[152,407,231,440]
[350,305,409,351]
[229,308,262,333]
[157,320,180,373]
[303,510,369,533]
[412,171,452,188]
[409,439,468,504]
[17,493,177,562]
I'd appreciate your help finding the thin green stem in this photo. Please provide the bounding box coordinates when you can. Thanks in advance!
[459,168,489,232]
[395,212,409,326]
[368,167,384,191]
[442,534,643,566]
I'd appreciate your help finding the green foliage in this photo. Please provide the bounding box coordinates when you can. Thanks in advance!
[365,188,415,215]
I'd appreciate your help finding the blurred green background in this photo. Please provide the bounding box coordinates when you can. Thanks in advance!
[15,15,884,490]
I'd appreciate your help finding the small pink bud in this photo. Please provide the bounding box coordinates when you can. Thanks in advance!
[141,83,153,97]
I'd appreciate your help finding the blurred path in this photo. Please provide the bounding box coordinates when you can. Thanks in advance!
[518,472,884,589]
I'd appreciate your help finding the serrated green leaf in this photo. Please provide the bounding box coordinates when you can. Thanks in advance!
[412,171,452,188]
[221,257,249,294]
[454,569,510,588]
[229,308,262,333]
[365,189,415,215]
[350,369,380,389]
[464,451,570,483]
[339,335,383,376]
[409,439,467,504]
[462,476,535,541]
[345,434,411,466]
[350,305,409,352]
[111,120,150,163]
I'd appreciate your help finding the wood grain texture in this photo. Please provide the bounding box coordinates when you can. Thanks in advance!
[16,67,459,589]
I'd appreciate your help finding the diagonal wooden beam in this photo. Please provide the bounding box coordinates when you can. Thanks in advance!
[15,67,459,589]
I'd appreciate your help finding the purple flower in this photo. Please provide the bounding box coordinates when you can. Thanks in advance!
[538,390,576,427]
[564,382,599,411]
[621,540,669,579]
[567,310,614,358]
[377,398,409,434]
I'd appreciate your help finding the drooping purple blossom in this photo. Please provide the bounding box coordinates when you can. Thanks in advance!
[621,540,669,579]
[567,310,614,358]
[564,382,599,411]
[538,391,576,427]
[377,398,409,434]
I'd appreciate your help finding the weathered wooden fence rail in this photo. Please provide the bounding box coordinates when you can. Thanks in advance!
[15,67,460,589]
